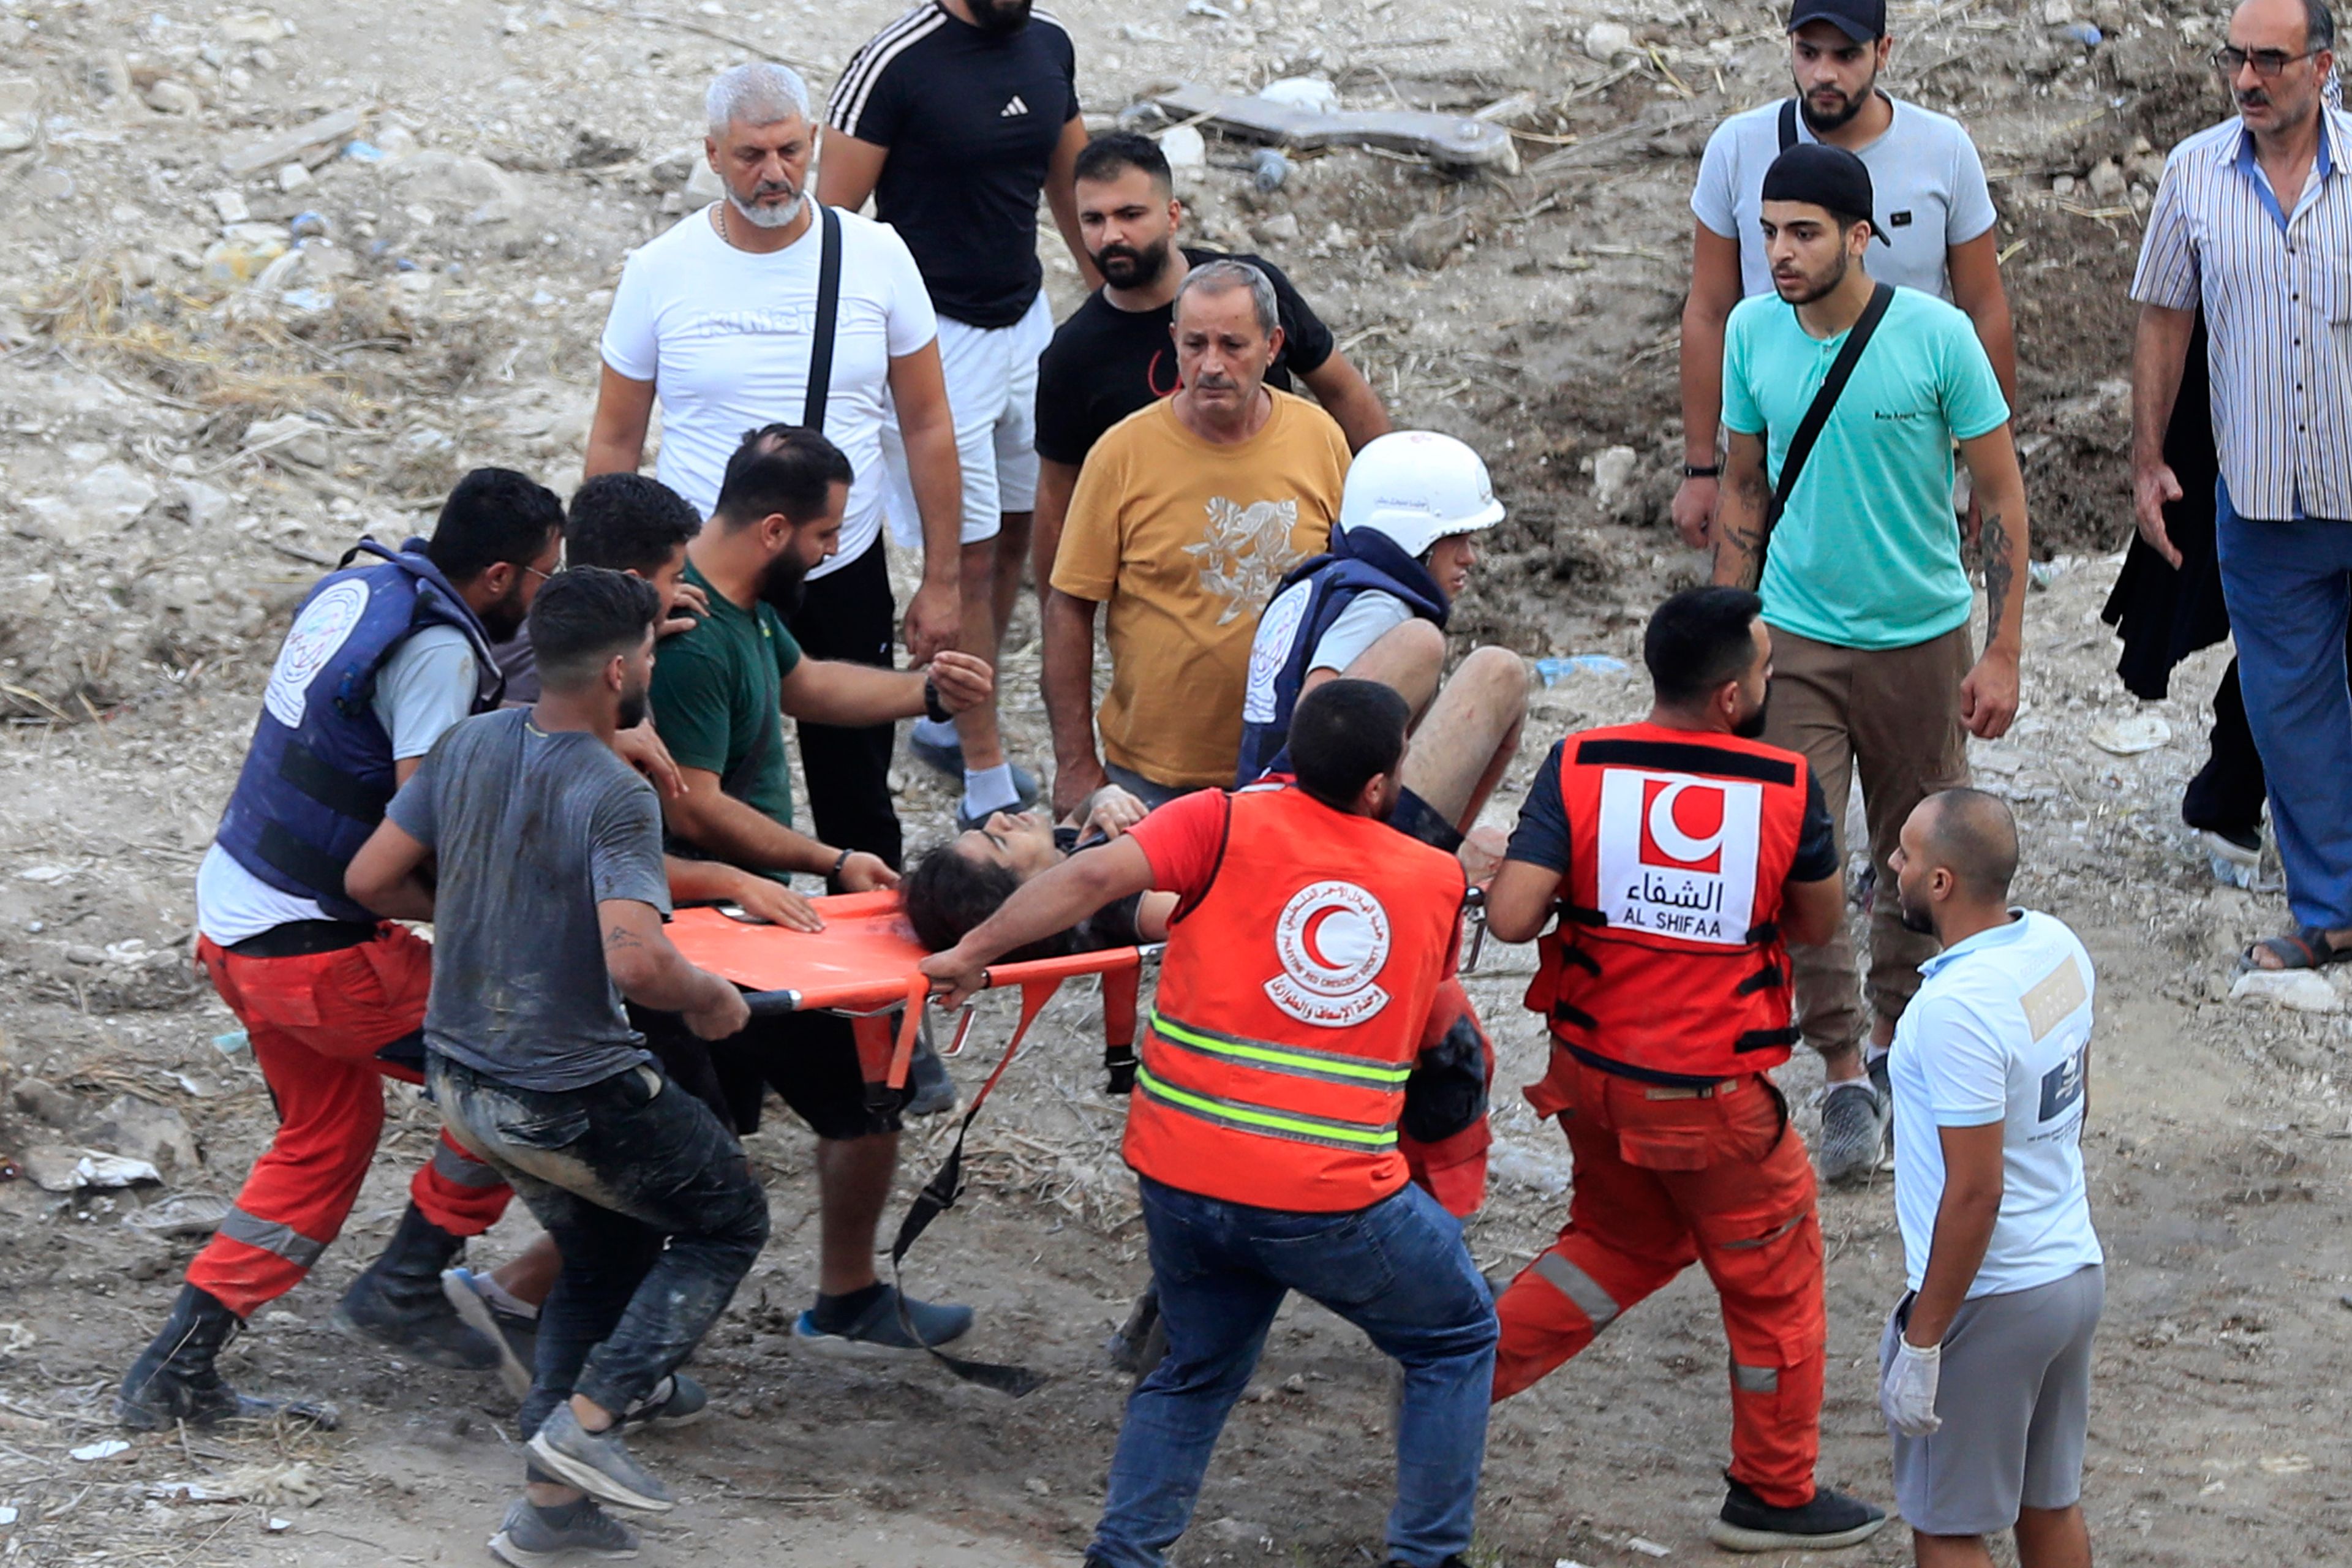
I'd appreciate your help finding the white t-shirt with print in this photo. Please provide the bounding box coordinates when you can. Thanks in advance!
[598,204,938,580]
[1890,908,2105,1300]
[1692,94,1999,302]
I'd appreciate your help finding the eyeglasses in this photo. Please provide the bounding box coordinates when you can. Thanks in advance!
[2212,44,2320,78]
[523,564,555,585]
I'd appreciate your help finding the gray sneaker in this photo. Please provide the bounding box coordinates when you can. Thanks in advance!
[1817,1079,1887,1186]
[903,1035,958,1118]
[525,1404,674,1513]
[488,1496,640,1567]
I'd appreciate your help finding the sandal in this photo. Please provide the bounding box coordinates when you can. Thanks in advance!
[2239,927,2352,973]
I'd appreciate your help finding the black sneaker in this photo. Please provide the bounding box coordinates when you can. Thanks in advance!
[793,1285,973,1357]
[1817,1078,1888,1186]
[488,1496,641,1566]
[1706,1477,1887,1552]
[525,1404,674,1513]
[617,1371,707,1431]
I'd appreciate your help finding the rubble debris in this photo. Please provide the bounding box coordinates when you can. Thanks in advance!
[221,105,364,177]
[1592,445,1639,506]
[20,1145,165,1193]
[1392,208,1473,271]
[1584,21,1636,62]
[1147,83,1518,172]
[2088,714,2169,755]
[2230,969,2341,1014]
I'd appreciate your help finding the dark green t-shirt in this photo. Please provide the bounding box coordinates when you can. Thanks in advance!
[649,558,804,832]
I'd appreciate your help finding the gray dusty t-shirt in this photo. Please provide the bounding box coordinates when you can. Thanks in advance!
[1691,94,1997,301]
[390,706,672,1091]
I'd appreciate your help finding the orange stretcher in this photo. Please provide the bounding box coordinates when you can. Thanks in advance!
[666,892,1158,1101]
[667,892,1162,1396]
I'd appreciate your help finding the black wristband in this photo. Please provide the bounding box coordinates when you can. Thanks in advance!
[828,847,852,884]
[922,676,951,725]
[1683,463,1721,478]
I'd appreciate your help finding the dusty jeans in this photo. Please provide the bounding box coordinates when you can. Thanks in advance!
[427,1052,770,1445]
[1761,625,1971,1058]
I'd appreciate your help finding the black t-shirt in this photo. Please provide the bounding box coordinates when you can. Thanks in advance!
[1032,247,1338,466]
[1054,824,1146,950]
[825,3,1079,328]
[1504,739,1839,883]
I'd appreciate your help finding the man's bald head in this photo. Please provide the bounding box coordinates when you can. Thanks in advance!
[1916,788,2019,902]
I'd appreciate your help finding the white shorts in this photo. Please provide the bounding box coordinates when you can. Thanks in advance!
[882,288,1050,548]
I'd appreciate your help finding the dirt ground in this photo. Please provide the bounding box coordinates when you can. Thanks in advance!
[4,0,2351,1564]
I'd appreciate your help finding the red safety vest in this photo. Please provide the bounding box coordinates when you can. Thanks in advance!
[1125,785,1469,1213]
[1525,722,1810,1083]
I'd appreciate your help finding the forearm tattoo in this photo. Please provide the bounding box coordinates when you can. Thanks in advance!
[1979,509,2015,638]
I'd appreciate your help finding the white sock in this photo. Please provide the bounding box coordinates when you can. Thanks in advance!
[912,716,959,748]
[962,763,1019,818]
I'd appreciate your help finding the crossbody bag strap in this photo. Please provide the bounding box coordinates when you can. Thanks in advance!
[799,203,843,434]
[1777,97,1799,151]
[1763,280,1895,535]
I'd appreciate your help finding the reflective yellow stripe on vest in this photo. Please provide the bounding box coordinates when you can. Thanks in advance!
[1133,1065,1400,1152]
[1149,1011,1415,1090]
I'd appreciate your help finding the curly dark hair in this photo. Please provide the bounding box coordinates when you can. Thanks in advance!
[901,843,1071,962]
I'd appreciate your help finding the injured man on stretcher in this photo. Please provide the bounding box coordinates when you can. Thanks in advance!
[901,697,1518,1374]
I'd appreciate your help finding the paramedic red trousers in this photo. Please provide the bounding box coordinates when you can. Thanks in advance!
[1491,1055,1825,1508]
[189,925,511,1317]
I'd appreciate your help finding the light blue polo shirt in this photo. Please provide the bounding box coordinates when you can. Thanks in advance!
[1888,909,2105,1300]
[1722,284,2010,651]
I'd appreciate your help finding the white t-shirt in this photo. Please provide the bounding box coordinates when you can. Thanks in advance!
[598,204,938,580]
[1309,589,1413,674]
[1691,95,1998,302]
[197,626,480,946]
[1889,908,2105,1300]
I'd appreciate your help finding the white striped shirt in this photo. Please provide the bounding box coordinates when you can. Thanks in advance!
[2132,108,2352,520]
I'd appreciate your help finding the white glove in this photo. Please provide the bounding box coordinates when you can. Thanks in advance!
[1879,1333,1943,1437]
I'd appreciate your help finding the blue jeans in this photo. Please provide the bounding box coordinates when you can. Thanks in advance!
[1089,1176,1497,1568]
[2215,484,2352,928]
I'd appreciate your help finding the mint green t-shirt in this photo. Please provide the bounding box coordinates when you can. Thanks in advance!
[1722,284,2009,652]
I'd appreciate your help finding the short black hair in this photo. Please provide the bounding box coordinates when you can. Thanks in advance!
[713,424,854,530]
[902,843,1072,962]
[528,567,660,691]
[1074,130,1172,192]
[1289,679,1410,812]
[1644,586,1765,706]
[566,473,701,576]
[425,468,564,584]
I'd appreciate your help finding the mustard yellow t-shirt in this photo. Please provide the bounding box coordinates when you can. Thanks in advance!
[1052,390,1349,789]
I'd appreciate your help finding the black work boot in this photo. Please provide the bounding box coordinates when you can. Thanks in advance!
[333,1203,500,1370]
[118,1283,339,1431]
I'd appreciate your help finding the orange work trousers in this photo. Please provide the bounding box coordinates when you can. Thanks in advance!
[1492,1053,1825,1509]
[188,926,513,1317]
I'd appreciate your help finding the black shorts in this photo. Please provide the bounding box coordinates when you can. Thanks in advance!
[630,1005,904,1143]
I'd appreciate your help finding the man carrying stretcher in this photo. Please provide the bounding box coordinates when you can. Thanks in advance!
[922,680,1499,1568]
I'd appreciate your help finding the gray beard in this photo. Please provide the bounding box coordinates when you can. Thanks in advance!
[729,188,806,230]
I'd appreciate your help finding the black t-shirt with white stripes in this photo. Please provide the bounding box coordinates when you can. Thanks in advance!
[825,2,1080,329]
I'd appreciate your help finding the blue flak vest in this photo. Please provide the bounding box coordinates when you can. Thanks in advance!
[1234,526,1450,786]
[212,538,502,925]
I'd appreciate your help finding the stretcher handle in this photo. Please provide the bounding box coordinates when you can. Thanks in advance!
[734,944,1164,1022]
[742,988,801,1018]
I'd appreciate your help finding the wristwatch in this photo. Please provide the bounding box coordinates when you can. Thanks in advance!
[1683,463,1721,478]
[922,676,951,725]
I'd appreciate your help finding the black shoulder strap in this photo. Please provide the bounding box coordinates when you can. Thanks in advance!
[1778,97,1800,151]
[800,204,843,434]
[1765,281,1894,532]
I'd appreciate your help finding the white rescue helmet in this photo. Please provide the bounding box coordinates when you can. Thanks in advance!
[1336,431,1506,559]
